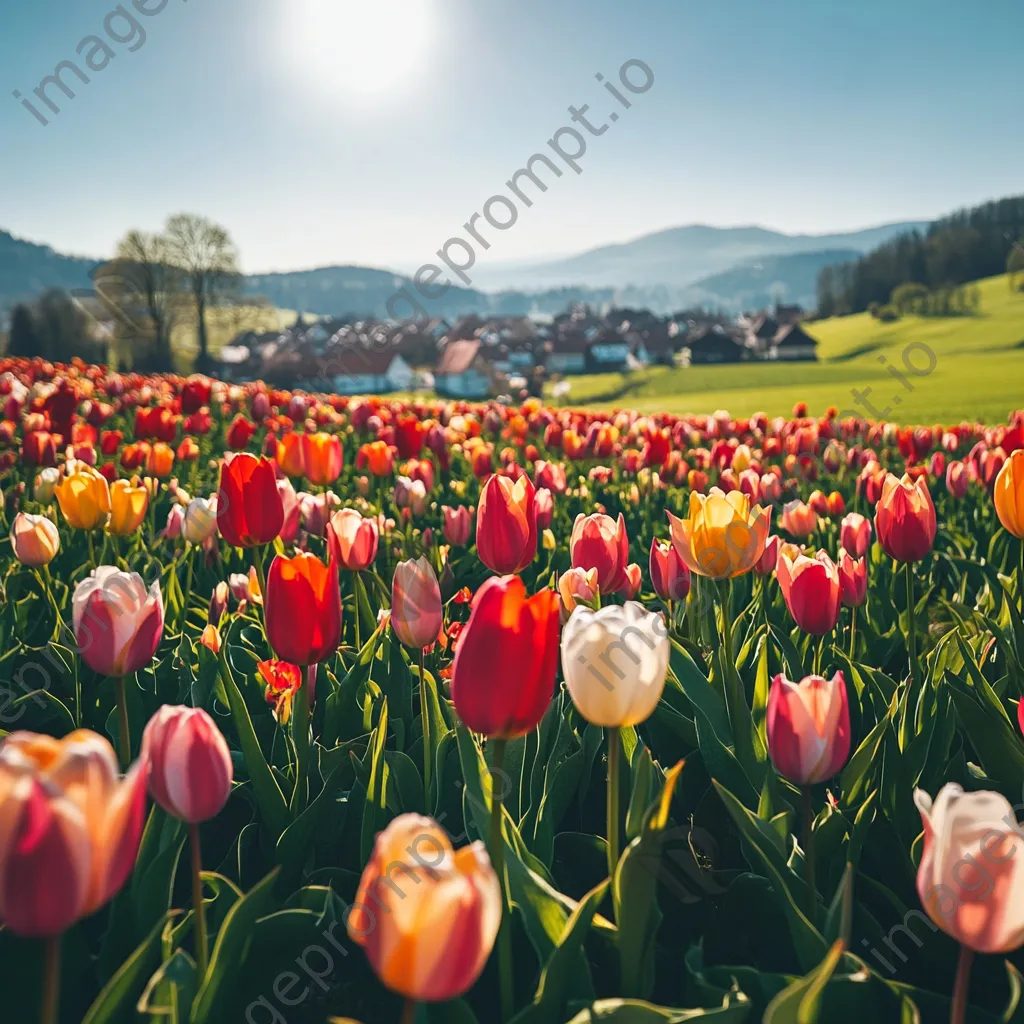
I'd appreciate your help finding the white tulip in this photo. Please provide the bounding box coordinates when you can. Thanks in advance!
[183,496,218,545]
[34,467,60,504]
[560,602,669,727]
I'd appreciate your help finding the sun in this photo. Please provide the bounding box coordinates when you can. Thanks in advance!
[287,0,434,102]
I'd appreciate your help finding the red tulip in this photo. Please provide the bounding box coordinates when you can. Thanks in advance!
[946,460,968,498]
[143,706,233,823]
[534,487,554,529]
[777,549,841,635]
[767,672,850,785]
[450,576,560,738]
[265,552,342,665]
[216,453,284,548]
[874,472,937,563]
[649,538,691,601]
[570,512,629,594]
[476,474,537,575]
[534,460,567,494]
[226,414,257,450]
[755,534,780,575]
[838,549,867,607]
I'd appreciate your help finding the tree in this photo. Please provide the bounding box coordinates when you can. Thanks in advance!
[891,282,928,315]
[7,303,39,357]
[28,290,104,363]
[164,214,240,369]
[1008,241,1024,291]
[95,230,185,371]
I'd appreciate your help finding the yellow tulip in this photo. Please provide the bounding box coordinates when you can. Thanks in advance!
[994,450,1024,539]
[667,486,771,579]
[54,464,111,531]
[108,478,149,536]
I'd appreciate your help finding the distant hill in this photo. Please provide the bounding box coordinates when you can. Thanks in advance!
[680,249,861,312]
[0,229,97,312]
[474,222,928,292]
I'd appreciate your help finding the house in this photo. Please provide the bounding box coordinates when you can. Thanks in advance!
[434,339,497,399]
[769,323,819,362]
[545,330,590,374]
[685,326,746,365]
[586,328,632,372]
[743,313,779,357]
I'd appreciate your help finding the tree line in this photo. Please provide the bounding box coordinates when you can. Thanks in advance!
[817,195,1024,317]
[6,214,255,372]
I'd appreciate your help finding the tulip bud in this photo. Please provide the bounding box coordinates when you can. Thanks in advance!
[561,602,669,726]
[557,566,599,619]
[9,512,60,566]
[777,549,841,634]
[766,671,850,785]
[875,472,937,563]
[108,478,149,536]
[838,549,867,607]
[265,552,342,665]
[442,505,473,547]
[451,575,560,738]
[183,497,218,545]
[755,534,780,575]
[328,508,380,571]
[781,500,817,539]
[534,487,554,529]
[347,814,501,1001]
[569,512,629,593]
[476,474,537,575]
[391,557,443,649]
[994,450,1024,539]
[73,567,164,677]
[34,467,60,504]
[143,706,233,823]
[208,581,229,624]
[914,784,1024,953]
[946,460,968,499]
[649,538,690,601]
[839,512,871,558]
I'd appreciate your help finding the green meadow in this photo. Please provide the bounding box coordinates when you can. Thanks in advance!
[548,273,1024,425]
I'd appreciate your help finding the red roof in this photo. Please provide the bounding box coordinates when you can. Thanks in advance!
[435,339,482,375]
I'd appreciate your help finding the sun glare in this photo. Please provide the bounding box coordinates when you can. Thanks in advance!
[287,0,434,102]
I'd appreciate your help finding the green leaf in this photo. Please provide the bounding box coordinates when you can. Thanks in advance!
[762,940,845,1024]
[82,912,177,1024]
[360,697,390,865]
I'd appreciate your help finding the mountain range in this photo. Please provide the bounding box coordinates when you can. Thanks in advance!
[0,219,927,321]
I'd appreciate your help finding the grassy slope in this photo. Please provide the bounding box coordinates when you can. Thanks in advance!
[547,274,1024,425]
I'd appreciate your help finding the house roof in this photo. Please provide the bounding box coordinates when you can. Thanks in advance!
[324,343,402,376]
[435,339,483,375]
[773,324,818,348]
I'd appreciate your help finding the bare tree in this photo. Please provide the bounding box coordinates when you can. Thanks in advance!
[95,230,184,370]
[164,214,241,369]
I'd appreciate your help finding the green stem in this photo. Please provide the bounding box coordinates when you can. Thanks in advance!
[418,646,431,803]
[253,545,268,605]
[40,933,61,1024]
[950,944,974,1024]
[802,785,816,918]
[115,676,131,770]
[290,666,312,813]
[400,998,417,1024]
[813,639,823,676]
[849,605,857,660]
[86,530,97,568]
[717,578,754,774]
[905,560,917,692]
[353,572,363,651]
[488,738,514,1024]
[190,822,209,979]
[178,545,196,637]
[606,727,621,911]
[1018,538,1024,615]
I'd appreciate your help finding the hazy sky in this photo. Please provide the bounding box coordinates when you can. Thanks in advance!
[2,0,1021,274]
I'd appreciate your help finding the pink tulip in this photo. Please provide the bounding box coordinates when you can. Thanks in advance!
[781,500,817,538]
[442,505,473,546]
[766,671,850,785]
[755,534,780,575]
[569,512,629,594]
[777,549,841,635]
[649,538,691,601]
[838,549,867,607]
[946,460,968,498]
[391,557,443,649]
[73,567,164,677]
[534,487,554,530]
[328,509,379,571]
[840,512,871,558]
[143,706,233,823]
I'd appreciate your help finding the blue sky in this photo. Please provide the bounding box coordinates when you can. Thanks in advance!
[2,0,1021,274]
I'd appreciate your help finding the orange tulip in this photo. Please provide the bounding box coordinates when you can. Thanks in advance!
[0,730,148,936]
[994,450,1024,538]
[265,552,342,665]
[300,432,343,485]
[146,441,174,478]
[357,440,395,477]
[277,432,305,477]
[476,473,537,575]
[347,814,500,1001]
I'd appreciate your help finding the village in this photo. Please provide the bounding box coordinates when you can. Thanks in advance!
[214,301,820,399]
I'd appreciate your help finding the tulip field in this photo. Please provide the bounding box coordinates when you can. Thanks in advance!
[5,357,1024,1024]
